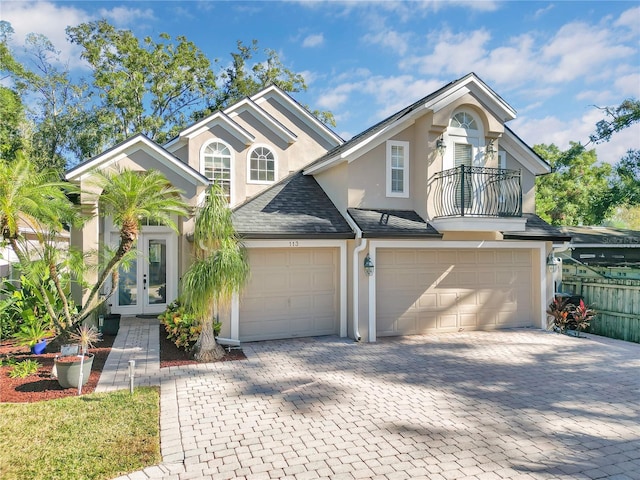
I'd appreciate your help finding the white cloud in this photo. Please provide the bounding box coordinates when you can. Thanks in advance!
[615,6,640,33]
[511,108,640,165]
[533,4,554,19]
[401,29,491,77]
[362,29,410,56]
[615,73,640,98]
[541,22,634,84]
[97,6,155,27]
[302,33,324,48]
[2,1,90,69]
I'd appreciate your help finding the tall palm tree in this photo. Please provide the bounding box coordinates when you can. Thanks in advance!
[181,183,249,361]
[82,168,190,321]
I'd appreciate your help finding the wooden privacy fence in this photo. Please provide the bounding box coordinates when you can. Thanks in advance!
[561,276,640,343]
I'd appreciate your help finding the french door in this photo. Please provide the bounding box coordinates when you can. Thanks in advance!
[110,233,176,315]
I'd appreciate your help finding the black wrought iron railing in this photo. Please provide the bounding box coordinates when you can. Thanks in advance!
[431,166,522,218]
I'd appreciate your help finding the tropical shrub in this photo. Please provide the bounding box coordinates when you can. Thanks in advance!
[158,300,218,352]
[9,359,41,378]
[547,296,596,334]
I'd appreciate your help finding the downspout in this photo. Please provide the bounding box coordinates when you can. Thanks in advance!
[344,212,364,342]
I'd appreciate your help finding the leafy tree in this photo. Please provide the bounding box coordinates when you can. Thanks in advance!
[66,20,218,145]
[0,87,27,162]
[195,40,335,126]
[604,205,640,230]
[1,26,92,171]
[590,98,640,144]
[612,149,640,206]
[535,143,613,226]
[181,184,249,362]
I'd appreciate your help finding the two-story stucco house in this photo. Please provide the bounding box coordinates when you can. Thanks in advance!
[66,73,569,343]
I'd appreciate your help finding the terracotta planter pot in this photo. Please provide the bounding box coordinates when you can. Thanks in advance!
[54,354,94,389]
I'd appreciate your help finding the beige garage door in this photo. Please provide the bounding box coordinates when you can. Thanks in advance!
[239,248,339,342]
[377,248,534,336]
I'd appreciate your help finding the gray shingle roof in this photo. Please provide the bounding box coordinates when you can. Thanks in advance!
[557,225,640,245]
[502,214,572,242]
[232,172,354,239]
[348,208,442,238]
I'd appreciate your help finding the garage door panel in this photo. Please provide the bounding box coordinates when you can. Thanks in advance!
[240,248,339,342]
[377,248,534,336]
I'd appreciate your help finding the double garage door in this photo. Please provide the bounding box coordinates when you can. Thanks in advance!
[377,248,535,336]
[239,248,339,342]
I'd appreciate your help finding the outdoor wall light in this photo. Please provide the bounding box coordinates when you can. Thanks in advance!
[436,136,446,156]
[364,253,375,276]
[547,253,559,273]
[486,139,496,160]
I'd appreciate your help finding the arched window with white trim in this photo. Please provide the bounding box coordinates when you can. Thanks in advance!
[202,140,232,202]
[248,145,276,183]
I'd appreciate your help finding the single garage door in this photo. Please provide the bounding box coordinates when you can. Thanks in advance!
[239,248,339,342]
[377,248,534,336]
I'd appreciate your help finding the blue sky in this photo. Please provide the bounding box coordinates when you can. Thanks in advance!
[3,1,639,165]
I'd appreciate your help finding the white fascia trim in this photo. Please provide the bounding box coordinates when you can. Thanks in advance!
[242,239,348,338]
[252,86,343,147]
[226,98,298,144]
[460,76,517,120]
[183,112,255,146]
[502,129,550,175]
[572,243,639,248]
[66,136,209,186]
[366,240,548,342]
[304,117,419,175]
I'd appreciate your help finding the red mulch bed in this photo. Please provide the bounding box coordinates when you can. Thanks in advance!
[0,335,115,403]
[158,324,246,368]
[1,324,245,403]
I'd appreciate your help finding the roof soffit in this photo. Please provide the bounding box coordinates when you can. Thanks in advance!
[501,128,550,175]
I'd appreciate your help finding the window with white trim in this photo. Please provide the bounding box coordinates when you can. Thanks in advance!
[386,140,410,198]
[248,146,276,183]
[202,141,232,202]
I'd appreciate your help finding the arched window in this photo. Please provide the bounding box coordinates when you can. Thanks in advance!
[202,141,232,202]
[248,145,276,183]
[450,111,478,130]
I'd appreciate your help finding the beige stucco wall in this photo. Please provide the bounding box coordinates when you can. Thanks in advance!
[177,100,336,208]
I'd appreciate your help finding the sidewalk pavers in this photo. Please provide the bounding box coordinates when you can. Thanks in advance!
[105,325,640,480]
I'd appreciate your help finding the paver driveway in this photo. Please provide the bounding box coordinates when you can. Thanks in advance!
[138,330,640,480]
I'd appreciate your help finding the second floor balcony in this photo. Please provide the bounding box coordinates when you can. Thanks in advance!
[430,166,525,232]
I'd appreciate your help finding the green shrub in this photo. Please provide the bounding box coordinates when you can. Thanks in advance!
[158,300,202,351]
[9,359,41,378]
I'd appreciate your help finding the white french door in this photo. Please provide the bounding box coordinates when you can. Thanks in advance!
[110,232,177,315]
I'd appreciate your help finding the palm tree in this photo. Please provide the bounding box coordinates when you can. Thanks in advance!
[181,183,249,361]
[81,168,190,322]
[0,154,80,330]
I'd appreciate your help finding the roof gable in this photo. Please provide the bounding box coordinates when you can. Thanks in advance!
[304,73,521,175]
[65,134,209,186]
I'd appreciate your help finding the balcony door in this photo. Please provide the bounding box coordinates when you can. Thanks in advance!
[109,231,177,316]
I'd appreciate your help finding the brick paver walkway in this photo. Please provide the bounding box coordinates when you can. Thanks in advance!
[106,322,640,480]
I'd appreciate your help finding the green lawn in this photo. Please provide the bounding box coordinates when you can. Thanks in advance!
[0,387,160,480]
